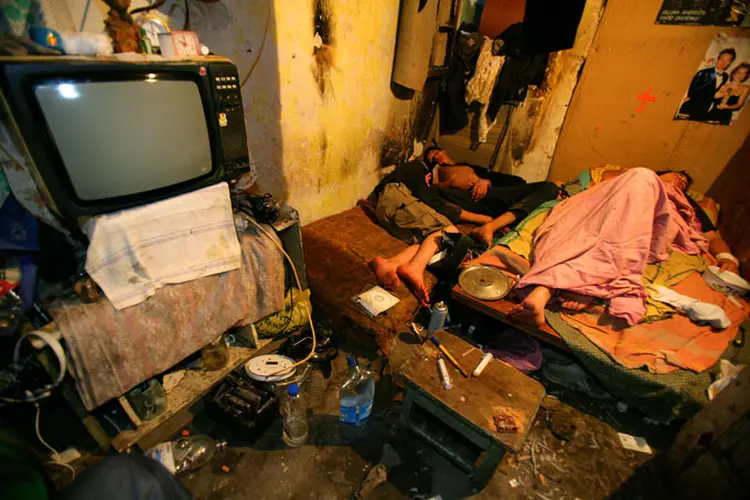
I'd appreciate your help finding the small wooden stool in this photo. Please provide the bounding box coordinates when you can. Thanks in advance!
[399,331,545,487]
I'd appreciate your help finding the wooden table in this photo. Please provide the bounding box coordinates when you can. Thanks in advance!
[399,331,545,485]
[452,284,570,352]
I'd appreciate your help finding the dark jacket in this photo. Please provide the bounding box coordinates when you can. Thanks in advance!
[679,68,728,120]
[372,161,526,224]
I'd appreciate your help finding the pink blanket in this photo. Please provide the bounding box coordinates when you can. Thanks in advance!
[518,168,708,325]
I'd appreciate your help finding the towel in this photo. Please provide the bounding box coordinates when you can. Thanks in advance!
[85,183,242,309]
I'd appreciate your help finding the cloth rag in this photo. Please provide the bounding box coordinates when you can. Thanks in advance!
[648,285,731,329]
[84,183,242,309]
[559,273,747,374]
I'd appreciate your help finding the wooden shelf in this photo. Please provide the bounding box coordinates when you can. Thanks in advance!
[111,338,278,451]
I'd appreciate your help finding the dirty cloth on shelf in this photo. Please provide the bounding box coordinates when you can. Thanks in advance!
[53,225,285,410]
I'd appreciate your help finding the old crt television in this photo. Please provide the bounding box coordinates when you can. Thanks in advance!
[0,56,249,219]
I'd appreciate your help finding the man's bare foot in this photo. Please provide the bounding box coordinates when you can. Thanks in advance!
[509,286,552,326]
[471,224,496,248]
[557,292,595,311]
[464,246,531,275]
[396,263,430,307]
[369,256,401,290]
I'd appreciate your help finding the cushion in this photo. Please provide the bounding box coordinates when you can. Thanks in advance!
[301,206,436,352]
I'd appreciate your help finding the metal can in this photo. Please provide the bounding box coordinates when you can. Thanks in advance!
[427,301,448,334]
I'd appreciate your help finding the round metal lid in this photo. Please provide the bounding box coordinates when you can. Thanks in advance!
[458,265,512,301]
[244,354,296,382]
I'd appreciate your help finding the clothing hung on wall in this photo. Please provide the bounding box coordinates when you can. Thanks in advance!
[465,37,505,145]
[439,25,482,135]
[486,23,548,123]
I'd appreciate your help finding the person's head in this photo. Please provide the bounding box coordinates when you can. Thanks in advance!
[424,147,452,167]
[657,170,693,192]
[731,62,750,83]
[716,48,737,71]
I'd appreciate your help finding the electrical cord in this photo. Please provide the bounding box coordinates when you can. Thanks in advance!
[240,0,272,88]
[1,331,67,405]
[243,217,316,376]
[35,403,76,481]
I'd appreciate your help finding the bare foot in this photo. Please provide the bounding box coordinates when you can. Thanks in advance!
[396,263,430,307]
[369,256,401,290]
[471,224,496,248]
[509,286,552,326]
[464,246,530,276]
[557,292,595,311]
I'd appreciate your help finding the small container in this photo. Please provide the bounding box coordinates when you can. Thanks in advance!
[147,434,227,474]
[125,378,166,421]
[282,383,309,447]
[339,355,375,442]
[437,357,452,390]
[472,353,494,377]
[202,336,229,371]
[427,301,448,334]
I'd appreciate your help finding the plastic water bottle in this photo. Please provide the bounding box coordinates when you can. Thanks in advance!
[282,383,309,447]
[147,434,227,474]
[339,355,375,441]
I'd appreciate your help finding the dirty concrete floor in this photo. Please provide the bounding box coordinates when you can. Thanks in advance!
[180,345,655,500]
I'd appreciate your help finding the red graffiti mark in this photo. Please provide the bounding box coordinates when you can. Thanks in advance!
[636,88,657,113]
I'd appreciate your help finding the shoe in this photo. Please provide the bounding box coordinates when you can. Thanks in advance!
[542,357,613,401]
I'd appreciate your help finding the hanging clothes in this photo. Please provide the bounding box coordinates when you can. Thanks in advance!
[439,25,483,135]
[465,37,505,145]
[486,23,548,123]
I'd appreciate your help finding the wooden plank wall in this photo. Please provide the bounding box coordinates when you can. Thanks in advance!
[548,0,750,193]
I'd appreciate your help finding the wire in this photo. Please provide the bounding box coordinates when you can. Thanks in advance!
[240,0,272,88]
[243,217,316,376]
[35,403,76,481]
[35,403,57,456]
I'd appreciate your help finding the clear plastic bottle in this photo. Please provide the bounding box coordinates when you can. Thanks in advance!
[168,435,227,474]
[282,383,309,447]
[339,355,375,441]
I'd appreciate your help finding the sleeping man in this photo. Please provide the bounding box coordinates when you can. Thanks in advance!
[368,148,560,305]
[466,168,739,327]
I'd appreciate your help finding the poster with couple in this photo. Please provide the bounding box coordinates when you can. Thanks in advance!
[675,34,750,126]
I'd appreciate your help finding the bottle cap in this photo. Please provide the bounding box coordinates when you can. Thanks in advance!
[287,383,299,396]
[346,354,357,367]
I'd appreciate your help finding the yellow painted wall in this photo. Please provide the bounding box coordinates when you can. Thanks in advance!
[63,0,417,224]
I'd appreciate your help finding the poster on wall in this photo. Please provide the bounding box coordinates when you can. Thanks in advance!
[656,0,750,26]
[674,34,750,126]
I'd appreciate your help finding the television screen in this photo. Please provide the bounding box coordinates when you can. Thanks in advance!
[34,79,212,201]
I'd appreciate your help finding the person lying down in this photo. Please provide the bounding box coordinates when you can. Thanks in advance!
[466,168,739,327]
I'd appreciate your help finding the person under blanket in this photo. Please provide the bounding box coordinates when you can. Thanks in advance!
[466,168,736,326]
[423,147,561,246]
[467,169,736,277]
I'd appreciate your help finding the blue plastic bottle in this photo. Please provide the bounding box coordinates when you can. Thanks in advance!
[339,355,375,441]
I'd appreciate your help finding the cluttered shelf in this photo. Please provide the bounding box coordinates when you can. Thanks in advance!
[111,338,278,452]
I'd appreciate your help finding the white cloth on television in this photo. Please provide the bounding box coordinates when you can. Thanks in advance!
[84,182,242,309]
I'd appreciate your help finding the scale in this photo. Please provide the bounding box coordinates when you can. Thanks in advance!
[458,265,512,301]
[244,354,297,382]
